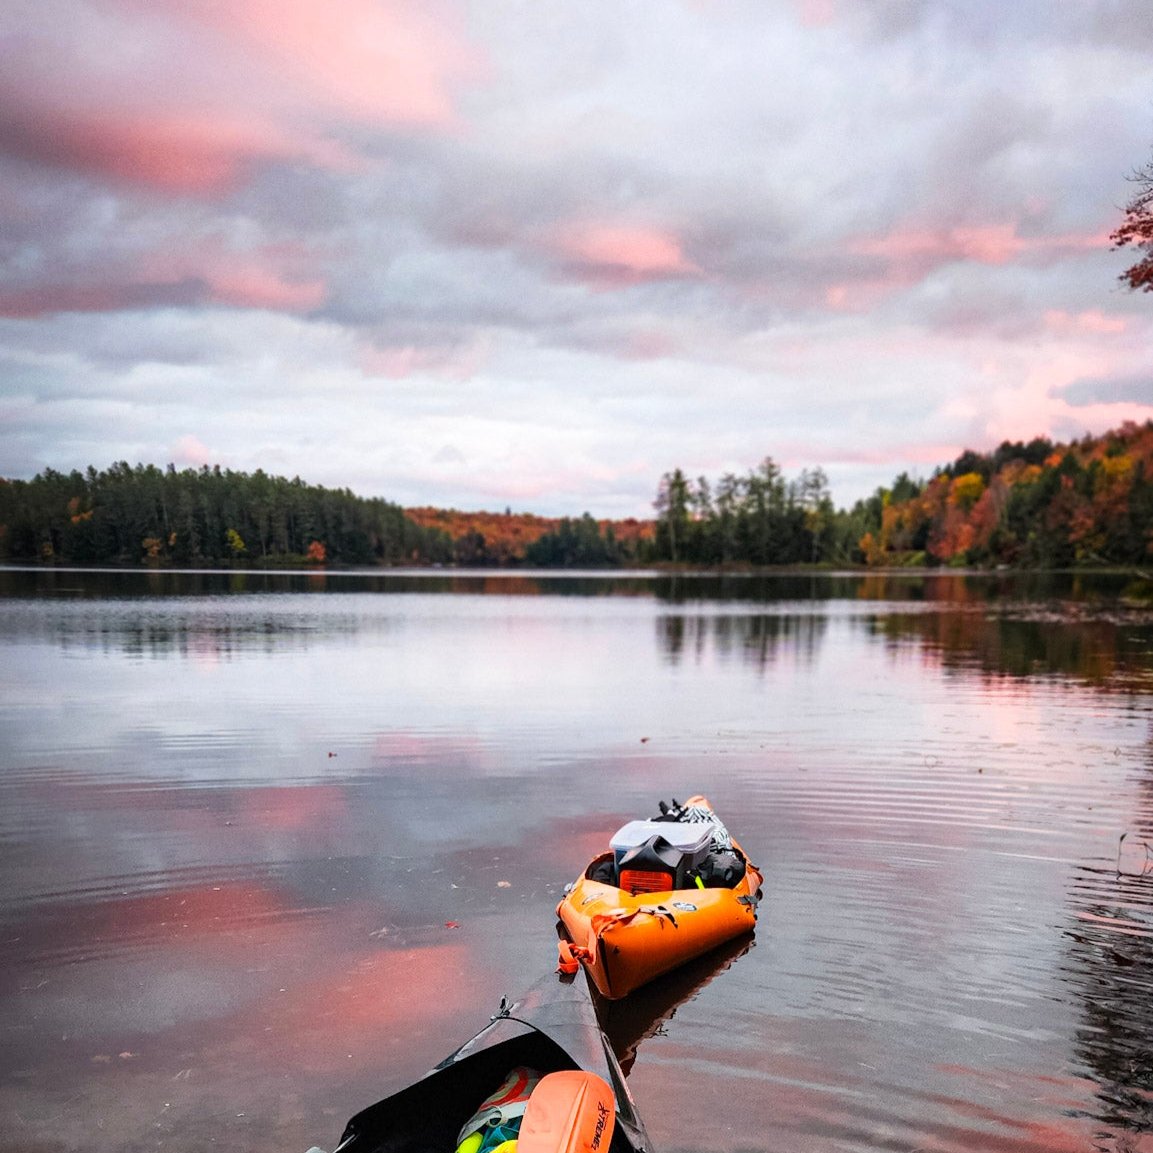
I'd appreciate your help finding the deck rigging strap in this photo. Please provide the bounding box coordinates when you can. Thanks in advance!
[590,904,678,936]
[556,939,590,975]
[556,902,679,975]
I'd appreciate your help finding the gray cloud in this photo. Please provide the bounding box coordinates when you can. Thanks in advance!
[1,0,1152,514]
[1061,374,1153,407]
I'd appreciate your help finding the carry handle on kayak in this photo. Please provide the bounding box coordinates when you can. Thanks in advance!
[518,1070,616,1153]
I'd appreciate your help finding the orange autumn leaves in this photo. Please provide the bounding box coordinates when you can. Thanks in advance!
[405,507,653,566]
[861,421,1153,567]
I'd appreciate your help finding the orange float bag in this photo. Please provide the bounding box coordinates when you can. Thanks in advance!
[518,1071,616,1153]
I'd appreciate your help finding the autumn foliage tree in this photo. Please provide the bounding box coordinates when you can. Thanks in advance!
[405,507,561,566]
[1112,155,1153,292]
[404,506,651,567]
[861,423,1153,569]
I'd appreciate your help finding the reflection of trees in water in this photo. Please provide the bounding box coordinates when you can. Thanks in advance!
[658,612,827,668]
[1064,865,1153,1140]
[20,610,355,660]
[652,570,1136,605]
[870,609,1153,692]
[1064,746,1153,1144]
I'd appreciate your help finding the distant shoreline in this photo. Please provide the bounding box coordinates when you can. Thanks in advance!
[1,560,1147,578]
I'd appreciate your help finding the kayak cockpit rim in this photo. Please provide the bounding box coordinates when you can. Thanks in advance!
[330,974,650,1153]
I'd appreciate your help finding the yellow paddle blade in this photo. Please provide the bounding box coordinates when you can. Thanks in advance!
[518,1071,616,1153]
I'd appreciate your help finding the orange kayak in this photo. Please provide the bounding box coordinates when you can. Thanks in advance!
[556,796,763,1000]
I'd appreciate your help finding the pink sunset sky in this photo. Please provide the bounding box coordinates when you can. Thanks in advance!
[1,0,1151,515]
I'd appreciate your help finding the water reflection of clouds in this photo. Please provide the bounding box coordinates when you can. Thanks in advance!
[5,571,1153,1153]
[629,1013,1103,1153]
[0,907,485,1151]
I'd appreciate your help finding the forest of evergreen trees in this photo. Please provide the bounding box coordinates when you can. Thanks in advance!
[646,461,841,566]
[0,463,453,567]
[2,420,1150,570]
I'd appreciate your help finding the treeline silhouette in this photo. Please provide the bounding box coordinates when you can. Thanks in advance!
[0,463,453,566]
[2,421,1150,569]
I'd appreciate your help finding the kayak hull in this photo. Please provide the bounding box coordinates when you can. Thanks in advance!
[556,797,763,1001]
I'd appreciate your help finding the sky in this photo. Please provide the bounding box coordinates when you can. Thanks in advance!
[2,0,1152,518]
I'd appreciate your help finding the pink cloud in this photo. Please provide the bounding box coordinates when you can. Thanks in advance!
[362,345,442,379]
[0,106,234,196]
[973,347,1153,449]
[622,329,679,360]
[549,223,700,289]
[1042,309,1128,335]
[0,90,353,198]
[140,238,328,310]
[852,225,1024,271]
[360,334,489,381]
[0,240,326,318]
[1,0,481,195]
[171,435,213,467]
[825,442,966,467]
[791,0,839,26]
[0,282,193,318]
[852,222,1108,273]
[822,222,1114,314]
[1,238,325,318]
[0,272,321,318]
[203,267,326,311]
[180,0,481,127]
[824,280,894,313]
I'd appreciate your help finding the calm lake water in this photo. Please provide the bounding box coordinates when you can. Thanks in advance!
[1,567,1152,1153]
